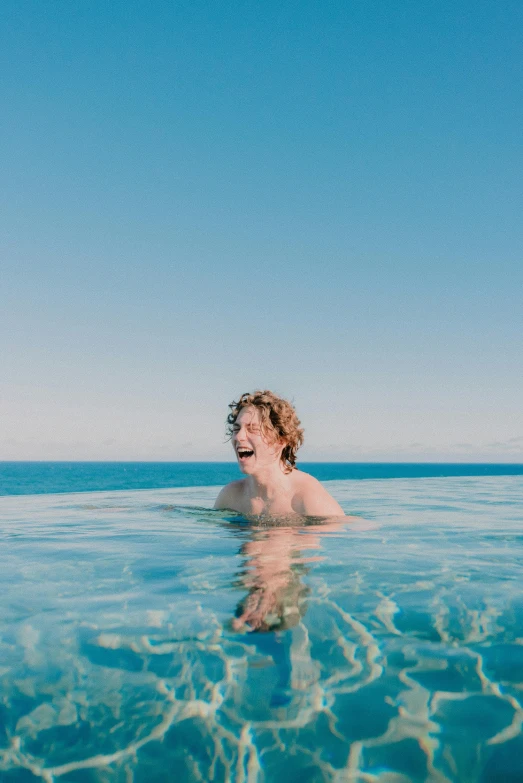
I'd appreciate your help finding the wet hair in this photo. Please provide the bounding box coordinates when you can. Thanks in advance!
[226,390,304,472]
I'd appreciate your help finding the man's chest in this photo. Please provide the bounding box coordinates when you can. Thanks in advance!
[245,492,300,516]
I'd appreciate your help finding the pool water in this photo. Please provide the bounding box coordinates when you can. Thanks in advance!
[1,476,522,782]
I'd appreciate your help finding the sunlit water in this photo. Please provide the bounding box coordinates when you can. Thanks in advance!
[1,476,523,782]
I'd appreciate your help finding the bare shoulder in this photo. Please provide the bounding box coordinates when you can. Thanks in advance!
[292,470,344,517]
[213,479,246,511]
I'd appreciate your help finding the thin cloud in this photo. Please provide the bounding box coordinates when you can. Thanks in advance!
[485,436,523,451]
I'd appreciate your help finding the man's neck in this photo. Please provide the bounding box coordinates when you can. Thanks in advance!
[247,464,290,499]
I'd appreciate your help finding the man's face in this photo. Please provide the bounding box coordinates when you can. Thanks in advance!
[232,406,283,475]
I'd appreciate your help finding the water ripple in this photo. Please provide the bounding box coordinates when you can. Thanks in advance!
[0,476,522,781]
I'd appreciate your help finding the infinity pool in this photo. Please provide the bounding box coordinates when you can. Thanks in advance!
[1,476,522,782]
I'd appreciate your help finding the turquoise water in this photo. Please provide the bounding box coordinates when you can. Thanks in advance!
[2,462,523,496]
[1,473,523,781]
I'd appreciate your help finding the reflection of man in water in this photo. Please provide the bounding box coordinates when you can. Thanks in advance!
[230,520,350,713]
[232,521,343,632]
[214,390,344,517]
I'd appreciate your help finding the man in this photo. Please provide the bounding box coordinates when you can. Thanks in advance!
[214,390,345,517]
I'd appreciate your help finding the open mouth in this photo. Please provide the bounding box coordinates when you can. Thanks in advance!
[236,448,254,461]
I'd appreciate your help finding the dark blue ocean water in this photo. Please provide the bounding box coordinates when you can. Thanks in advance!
[1,461,523,496]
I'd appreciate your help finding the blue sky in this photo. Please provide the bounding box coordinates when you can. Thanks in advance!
[1,0,522,461]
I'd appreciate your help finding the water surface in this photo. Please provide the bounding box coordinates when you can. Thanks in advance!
[1,476,522,782]
[2,461,523,496]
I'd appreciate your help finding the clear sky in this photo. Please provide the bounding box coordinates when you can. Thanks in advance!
[1,0,522,462]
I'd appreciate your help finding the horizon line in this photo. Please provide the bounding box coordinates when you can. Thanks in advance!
[1,460,522,466]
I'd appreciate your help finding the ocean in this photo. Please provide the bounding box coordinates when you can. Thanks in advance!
[1,462,523,782]
[2,461,523,497]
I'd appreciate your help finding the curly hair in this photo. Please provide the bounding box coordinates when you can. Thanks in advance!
[226,390,304,472]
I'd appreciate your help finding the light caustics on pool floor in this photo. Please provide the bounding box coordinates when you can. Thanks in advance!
[0,477,523,782]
